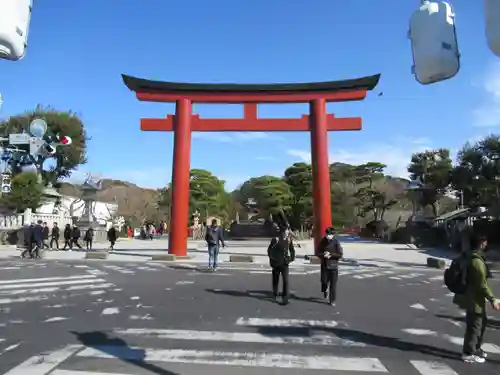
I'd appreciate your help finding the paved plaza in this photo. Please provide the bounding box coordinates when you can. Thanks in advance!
[0,257,498,375]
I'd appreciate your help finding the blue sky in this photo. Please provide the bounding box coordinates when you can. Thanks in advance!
[1,0,498,190]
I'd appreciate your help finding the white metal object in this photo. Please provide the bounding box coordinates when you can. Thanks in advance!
[0,0,33,61]
[8,133,30,145]
[409,1,460,84]
[485,0,500,57]
[29,137,45,156]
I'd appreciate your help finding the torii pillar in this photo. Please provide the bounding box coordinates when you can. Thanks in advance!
[122,74,380,255]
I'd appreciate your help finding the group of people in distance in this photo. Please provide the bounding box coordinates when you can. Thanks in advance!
[21,221,119,259]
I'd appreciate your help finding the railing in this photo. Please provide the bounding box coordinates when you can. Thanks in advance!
[0,209,72,230]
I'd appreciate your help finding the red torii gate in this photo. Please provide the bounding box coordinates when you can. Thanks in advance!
[122,74,380,256]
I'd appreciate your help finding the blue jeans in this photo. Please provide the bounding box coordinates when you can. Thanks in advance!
[208,244,219,269]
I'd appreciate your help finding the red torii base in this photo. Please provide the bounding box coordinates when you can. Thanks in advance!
[122,74,380,256]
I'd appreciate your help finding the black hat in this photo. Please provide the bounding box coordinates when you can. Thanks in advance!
[325,227,335,235]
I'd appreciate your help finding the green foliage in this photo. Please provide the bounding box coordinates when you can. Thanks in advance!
[157,169,233,223]
[0,105,88,185]
[238,176,293,216]
[0,172,44,212]
[452,135,500,207]
[408,149,453,216]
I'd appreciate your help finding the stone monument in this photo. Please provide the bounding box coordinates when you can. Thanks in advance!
[76,173,107,242]
[229,198,274,239]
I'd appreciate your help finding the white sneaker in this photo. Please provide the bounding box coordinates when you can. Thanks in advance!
[462,354,486,364]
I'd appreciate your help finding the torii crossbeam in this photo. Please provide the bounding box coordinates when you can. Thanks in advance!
[122,74,381,256]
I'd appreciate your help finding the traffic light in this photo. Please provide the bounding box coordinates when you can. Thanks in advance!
[46,133,72,146]
[1,173,11,194]
[45,144,56,155]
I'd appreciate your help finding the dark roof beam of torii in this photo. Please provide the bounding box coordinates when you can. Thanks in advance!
[121,74,381,104]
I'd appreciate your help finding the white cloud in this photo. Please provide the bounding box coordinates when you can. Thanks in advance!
[254,156,278,161]
[473,62,500,127]
[286,139,435,178]
[192,132,279,143]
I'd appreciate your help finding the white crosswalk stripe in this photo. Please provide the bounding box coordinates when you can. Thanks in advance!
[1,317,473,374]
[0,274,114,305]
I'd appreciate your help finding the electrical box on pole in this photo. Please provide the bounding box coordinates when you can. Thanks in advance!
[409,1,460,84]
[485,0,500,57]
[0,0,33,61]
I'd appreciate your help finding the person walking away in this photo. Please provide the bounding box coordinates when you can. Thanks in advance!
[41,222,50,249]
[452,235,500,364]
[205,219,225,272]
[107,226,117,250]
[316,227,343,306]
[71,225,83,249]
[84,227,94,250]
[21,223,35,259]
[62,224,72,250]
[50,222,60,250]
[31,220,43,259]
[267,226,295,305]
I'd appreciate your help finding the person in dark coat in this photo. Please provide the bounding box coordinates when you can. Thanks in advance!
[267,225,295,305]
[107,226,117,250]
[84,227,94,250]
[71,225,82,249]
[205,219,225,271]
[41,222,50,249]
[316,227,343,306]
[30,220,43,259]
[62,224,72,250]
[50,222,60,250]
[21,223,35,259]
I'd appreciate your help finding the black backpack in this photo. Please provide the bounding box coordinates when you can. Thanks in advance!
[444,254,470,294]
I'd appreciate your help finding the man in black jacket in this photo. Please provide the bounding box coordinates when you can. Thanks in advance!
[205,219,225,272]
[267,226,295,305]
[316,227,343,306]
[50,222,60,250]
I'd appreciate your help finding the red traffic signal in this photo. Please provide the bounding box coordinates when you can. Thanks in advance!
[57,135,72,145]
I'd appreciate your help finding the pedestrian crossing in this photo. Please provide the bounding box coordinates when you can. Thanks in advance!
[1,317,488,375]
[0,274,114,305]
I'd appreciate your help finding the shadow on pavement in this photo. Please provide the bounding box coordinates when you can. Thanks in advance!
[436,313,500,331]
[205,288,327,305]
[71,331,179,375]
[251,325,500,364]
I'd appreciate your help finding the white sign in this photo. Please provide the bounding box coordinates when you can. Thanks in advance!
[9,133,30,144]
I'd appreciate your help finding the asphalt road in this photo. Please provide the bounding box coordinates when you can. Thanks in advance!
[0,259,499,375]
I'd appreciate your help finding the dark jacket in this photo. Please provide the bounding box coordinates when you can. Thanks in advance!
[268,237,295,268]
[24,224,34,246]
[72,227,81,239]
[316,236,343,269]
[51,226,60,239]
[42,226,49,240]
[84,228,94,241]
[206,225,224,247]
[107,227,117,242]
[33,224,43,244]
[64,226,72,240]
[453,251,495,313]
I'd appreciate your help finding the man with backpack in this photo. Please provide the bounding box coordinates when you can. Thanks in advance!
[267,225,295,305]
[447,235,500,364]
